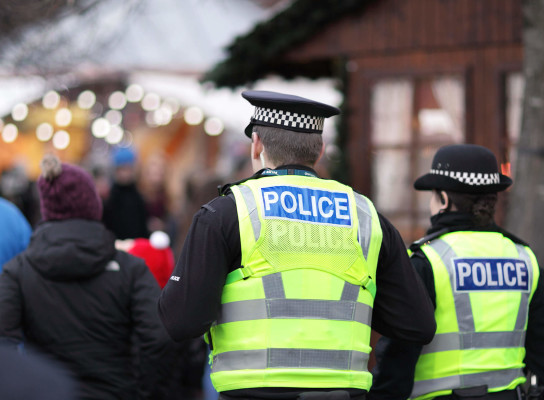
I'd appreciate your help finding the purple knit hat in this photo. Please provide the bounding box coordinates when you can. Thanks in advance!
[38,154,103,221]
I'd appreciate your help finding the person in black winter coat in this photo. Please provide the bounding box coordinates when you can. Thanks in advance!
[0,345,77,400]
[0,154,170,400]
[103,146,149,240]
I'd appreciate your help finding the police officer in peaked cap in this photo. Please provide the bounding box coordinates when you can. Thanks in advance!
[159,90,436,399]
[369,144,544,400]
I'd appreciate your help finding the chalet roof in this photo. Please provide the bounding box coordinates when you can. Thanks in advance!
[203,0,377,88]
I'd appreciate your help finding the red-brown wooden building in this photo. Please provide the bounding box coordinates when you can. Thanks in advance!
[205,0,524,243]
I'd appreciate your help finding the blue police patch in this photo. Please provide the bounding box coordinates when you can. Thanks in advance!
[453,258,529,292]
[261,185,352,227]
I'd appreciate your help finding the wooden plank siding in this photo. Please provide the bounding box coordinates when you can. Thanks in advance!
[283,0,521,60]
[278,0,522,197]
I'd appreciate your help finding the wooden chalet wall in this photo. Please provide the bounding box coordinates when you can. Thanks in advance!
[282,0,523,196]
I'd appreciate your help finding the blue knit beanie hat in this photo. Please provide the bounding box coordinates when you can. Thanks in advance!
[112,147,136,167]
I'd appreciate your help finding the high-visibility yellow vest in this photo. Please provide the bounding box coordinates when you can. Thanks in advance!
[208,173,383,392]
[411,231,540,400]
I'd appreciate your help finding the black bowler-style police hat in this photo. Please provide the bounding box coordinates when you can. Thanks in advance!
[241,90,340,138]
[414,144,512,194]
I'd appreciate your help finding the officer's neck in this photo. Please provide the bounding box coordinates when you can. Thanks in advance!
[274,164,316,172]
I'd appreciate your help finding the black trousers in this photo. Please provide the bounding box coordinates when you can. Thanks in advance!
[434,386,521,400]
[218,391,366,400]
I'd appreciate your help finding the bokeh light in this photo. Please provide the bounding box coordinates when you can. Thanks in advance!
[141,93,161,111]
[43,91,61,109]
[36,123,54,142]
[77,90,96,109]
[204,117,224,136]
[108,91,127,110]
[105,125,124,144]
[55,108,72,127]
[52,130,70,149]
[1,124,18,143]
[153,106,173,126]
[184,106,204,125]
[126,84,144,103]
[11,103,29,121]
[91,118,111,138]
[105,110,123,126]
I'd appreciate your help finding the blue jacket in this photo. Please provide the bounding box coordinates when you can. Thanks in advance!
[0,198,31,272]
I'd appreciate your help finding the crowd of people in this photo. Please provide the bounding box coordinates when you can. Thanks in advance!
[0,89,543,400]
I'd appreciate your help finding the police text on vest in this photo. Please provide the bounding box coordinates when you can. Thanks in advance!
[261,185,352,227]
[453,258,529,292]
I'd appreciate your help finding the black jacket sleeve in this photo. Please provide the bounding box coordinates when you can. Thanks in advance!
[368,250,435,400]
[158,196,239,341]
[371,215,436,344]
[525,265,544,381]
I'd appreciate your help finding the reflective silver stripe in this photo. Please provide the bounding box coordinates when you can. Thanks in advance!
[212,348,369,373]
[422,238,530,356]
[427,239,475,332]
[238,184,261,241]
[217,298,372,324]
[354,194,372,259]
[412,375,461,398]
[421,331,526,354]
[412,368,524,398]
[262,273,285,298]
[515,245,533,330]
[416,236,531,398]
[341,281,360,301]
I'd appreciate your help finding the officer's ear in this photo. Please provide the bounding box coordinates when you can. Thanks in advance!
[438,190,449,212]
[315,142,325,165]
[251,132,263,159]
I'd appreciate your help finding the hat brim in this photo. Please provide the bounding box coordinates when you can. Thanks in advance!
[414,173,512,193]
[244,120,324,138]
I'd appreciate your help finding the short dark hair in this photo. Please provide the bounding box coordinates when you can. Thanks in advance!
[253,125,322,167]
[445,190,498,227]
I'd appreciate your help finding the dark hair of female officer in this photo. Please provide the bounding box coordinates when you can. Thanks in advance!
[431,189,497,228]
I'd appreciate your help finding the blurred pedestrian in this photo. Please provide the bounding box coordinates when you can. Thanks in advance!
[117,230,175,289]
[103,146,149,239]
[0,154,169,400]
[159,90,436,400]
[0,345,76,400]
[0,197,31,271]
[369,144,544,399]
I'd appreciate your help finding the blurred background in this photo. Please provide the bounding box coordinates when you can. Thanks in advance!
[0,0,542,254]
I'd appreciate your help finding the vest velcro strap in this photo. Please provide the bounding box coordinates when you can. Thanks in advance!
[421,331,526,355]
[225,267,252,285]
[212,348,370,373]
[361,276,376,299]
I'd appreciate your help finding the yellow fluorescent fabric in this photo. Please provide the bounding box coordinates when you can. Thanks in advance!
[411,231,540,399]
[209,174,383,392]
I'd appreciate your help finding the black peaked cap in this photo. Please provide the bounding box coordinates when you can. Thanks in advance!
[242,90,340,137]
[414,144,512,194]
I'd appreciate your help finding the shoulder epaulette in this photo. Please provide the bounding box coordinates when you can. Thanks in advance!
[409,227,453,253]
[217,171,269,196]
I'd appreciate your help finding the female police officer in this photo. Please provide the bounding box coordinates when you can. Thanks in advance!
[369,144,544,400]
[158,90,436,400]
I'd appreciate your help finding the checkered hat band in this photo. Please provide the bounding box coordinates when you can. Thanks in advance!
[430,169,501,185]
[253,107,325,132]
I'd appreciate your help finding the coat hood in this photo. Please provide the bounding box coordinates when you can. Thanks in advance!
[25,219,116,281]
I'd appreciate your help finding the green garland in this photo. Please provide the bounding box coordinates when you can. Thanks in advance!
[202,0,377,88]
